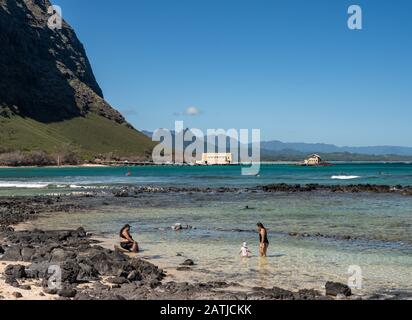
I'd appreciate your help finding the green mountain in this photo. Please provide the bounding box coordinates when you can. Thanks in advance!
[0,0,154,165]
[0,114,154,160]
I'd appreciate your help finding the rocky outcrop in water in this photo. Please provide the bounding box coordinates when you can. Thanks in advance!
[325,282,352,297]
[260,183,412,196]
[0,196,87,226]
[113,184,412,197]
[112,186,242,197]
[2,183,412,229]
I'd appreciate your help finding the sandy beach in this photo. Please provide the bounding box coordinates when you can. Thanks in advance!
[0,261,55,300]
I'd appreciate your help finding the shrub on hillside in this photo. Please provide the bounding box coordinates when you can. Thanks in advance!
[0,147,13,154]
[26,151,56,166]
[0,151,56,166]
[59,151,80,165]
[0,151,26,166]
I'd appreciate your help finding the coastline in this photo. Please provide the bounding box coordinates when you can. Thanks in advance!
[1,187,412,300]
[0,164,110,169]
[0,190,353,301]
[0,226,337,301]
[1,160,412,169]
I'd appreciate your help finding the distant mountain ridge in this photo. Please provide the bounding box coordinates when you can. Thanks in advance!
[261,141,412,156]
[143,131,412,160]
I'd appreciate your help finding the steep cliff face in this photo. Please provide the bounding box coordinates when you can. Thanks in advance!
[0,0,126,124]
[0,0,154,160]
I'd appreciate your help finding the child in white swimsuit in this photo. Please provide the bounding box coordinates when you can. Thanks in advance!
[239,242,251,258]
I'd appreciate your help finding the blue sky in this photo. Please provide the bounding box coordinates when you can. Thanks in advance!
[55,0,412,146]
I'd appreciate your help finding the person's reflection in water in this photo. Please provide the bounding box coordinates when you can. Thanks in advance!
[257,256,271,286]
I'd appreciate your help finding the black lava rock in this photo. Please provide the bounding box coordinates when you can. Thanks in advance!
[12,292,23,299]
[1,246,23,261]
[181,259,195,266]
[58,288,77,298]
[4,264,26,278]
[43,288,58,295]
[325,282,352,297]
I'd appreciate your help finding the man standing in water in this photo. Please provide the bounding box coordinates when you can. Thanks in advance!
[257,222,269,257]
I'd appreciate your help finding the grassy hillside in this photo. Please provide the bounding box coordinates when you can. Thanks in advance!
[0,114,155,160]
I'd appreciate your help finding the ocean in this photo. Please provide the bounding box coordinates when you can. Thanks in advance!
[3,163,412,296]
[1,162,412,193]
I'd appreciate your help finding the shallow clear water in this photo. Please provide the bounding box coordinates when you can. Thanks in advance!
[22,191,412,296]
[3,164,412,295]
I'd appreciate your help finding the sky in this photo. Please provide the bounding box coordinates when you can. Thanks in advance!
[55,0,412,146]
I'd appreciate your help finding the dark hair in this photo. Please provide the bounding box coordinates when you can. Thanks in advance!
[257,222,265,229]
[120,224,131,237]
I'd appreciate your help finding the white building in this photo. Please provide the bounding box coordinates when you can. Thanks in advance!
[303,154,322,166]
[197,153,233,165]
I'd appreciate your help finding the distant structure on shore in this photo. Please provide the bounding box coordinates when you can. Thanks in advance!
[298,154,332,167]
[197,153,233,165]
[305,154,322,165]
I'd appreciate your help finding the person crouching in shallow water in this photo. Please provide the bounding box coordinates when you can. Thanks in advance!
[257,222,269,257]
[120,224,139,253]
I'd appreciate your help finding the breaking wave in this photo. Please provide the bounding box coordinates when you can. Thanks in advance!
[331,175,361,180]
[0,182,105,189]
[0,182,50,189]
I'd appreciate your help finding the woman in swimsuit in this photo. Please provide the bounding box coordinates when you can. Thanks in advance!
[120,224,139,253]
[257,222,269,257]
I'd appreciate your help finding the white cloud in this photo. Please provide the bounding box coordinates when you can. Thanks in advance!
[185,106,201,116]
[173,106,202,117]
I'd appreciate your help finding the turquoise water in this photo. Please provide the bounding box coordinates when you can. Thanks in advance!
[23,191,412,296]
[1,163,412,194]
[4,163,412,296]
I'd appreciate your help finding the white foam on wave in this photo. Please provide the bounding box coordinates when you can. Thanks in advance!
[69,185,109,189]
[56,184,92,189]
[331,175,361,180]
[0,182,50,189]
[69,184,84,189]
[0,181,110,190]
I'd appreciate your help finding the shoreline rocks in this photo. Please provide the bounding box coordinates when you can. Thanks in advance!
[0,188,408,300]
[288,232,356,241]
[0,183,411,230]
[260,183,412,195]
[111,183,412,197]
[0,227,337,300]
[325,282,352,297]
[0,228,166,300]
[0,196,86,227]
[12,292,23,299]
